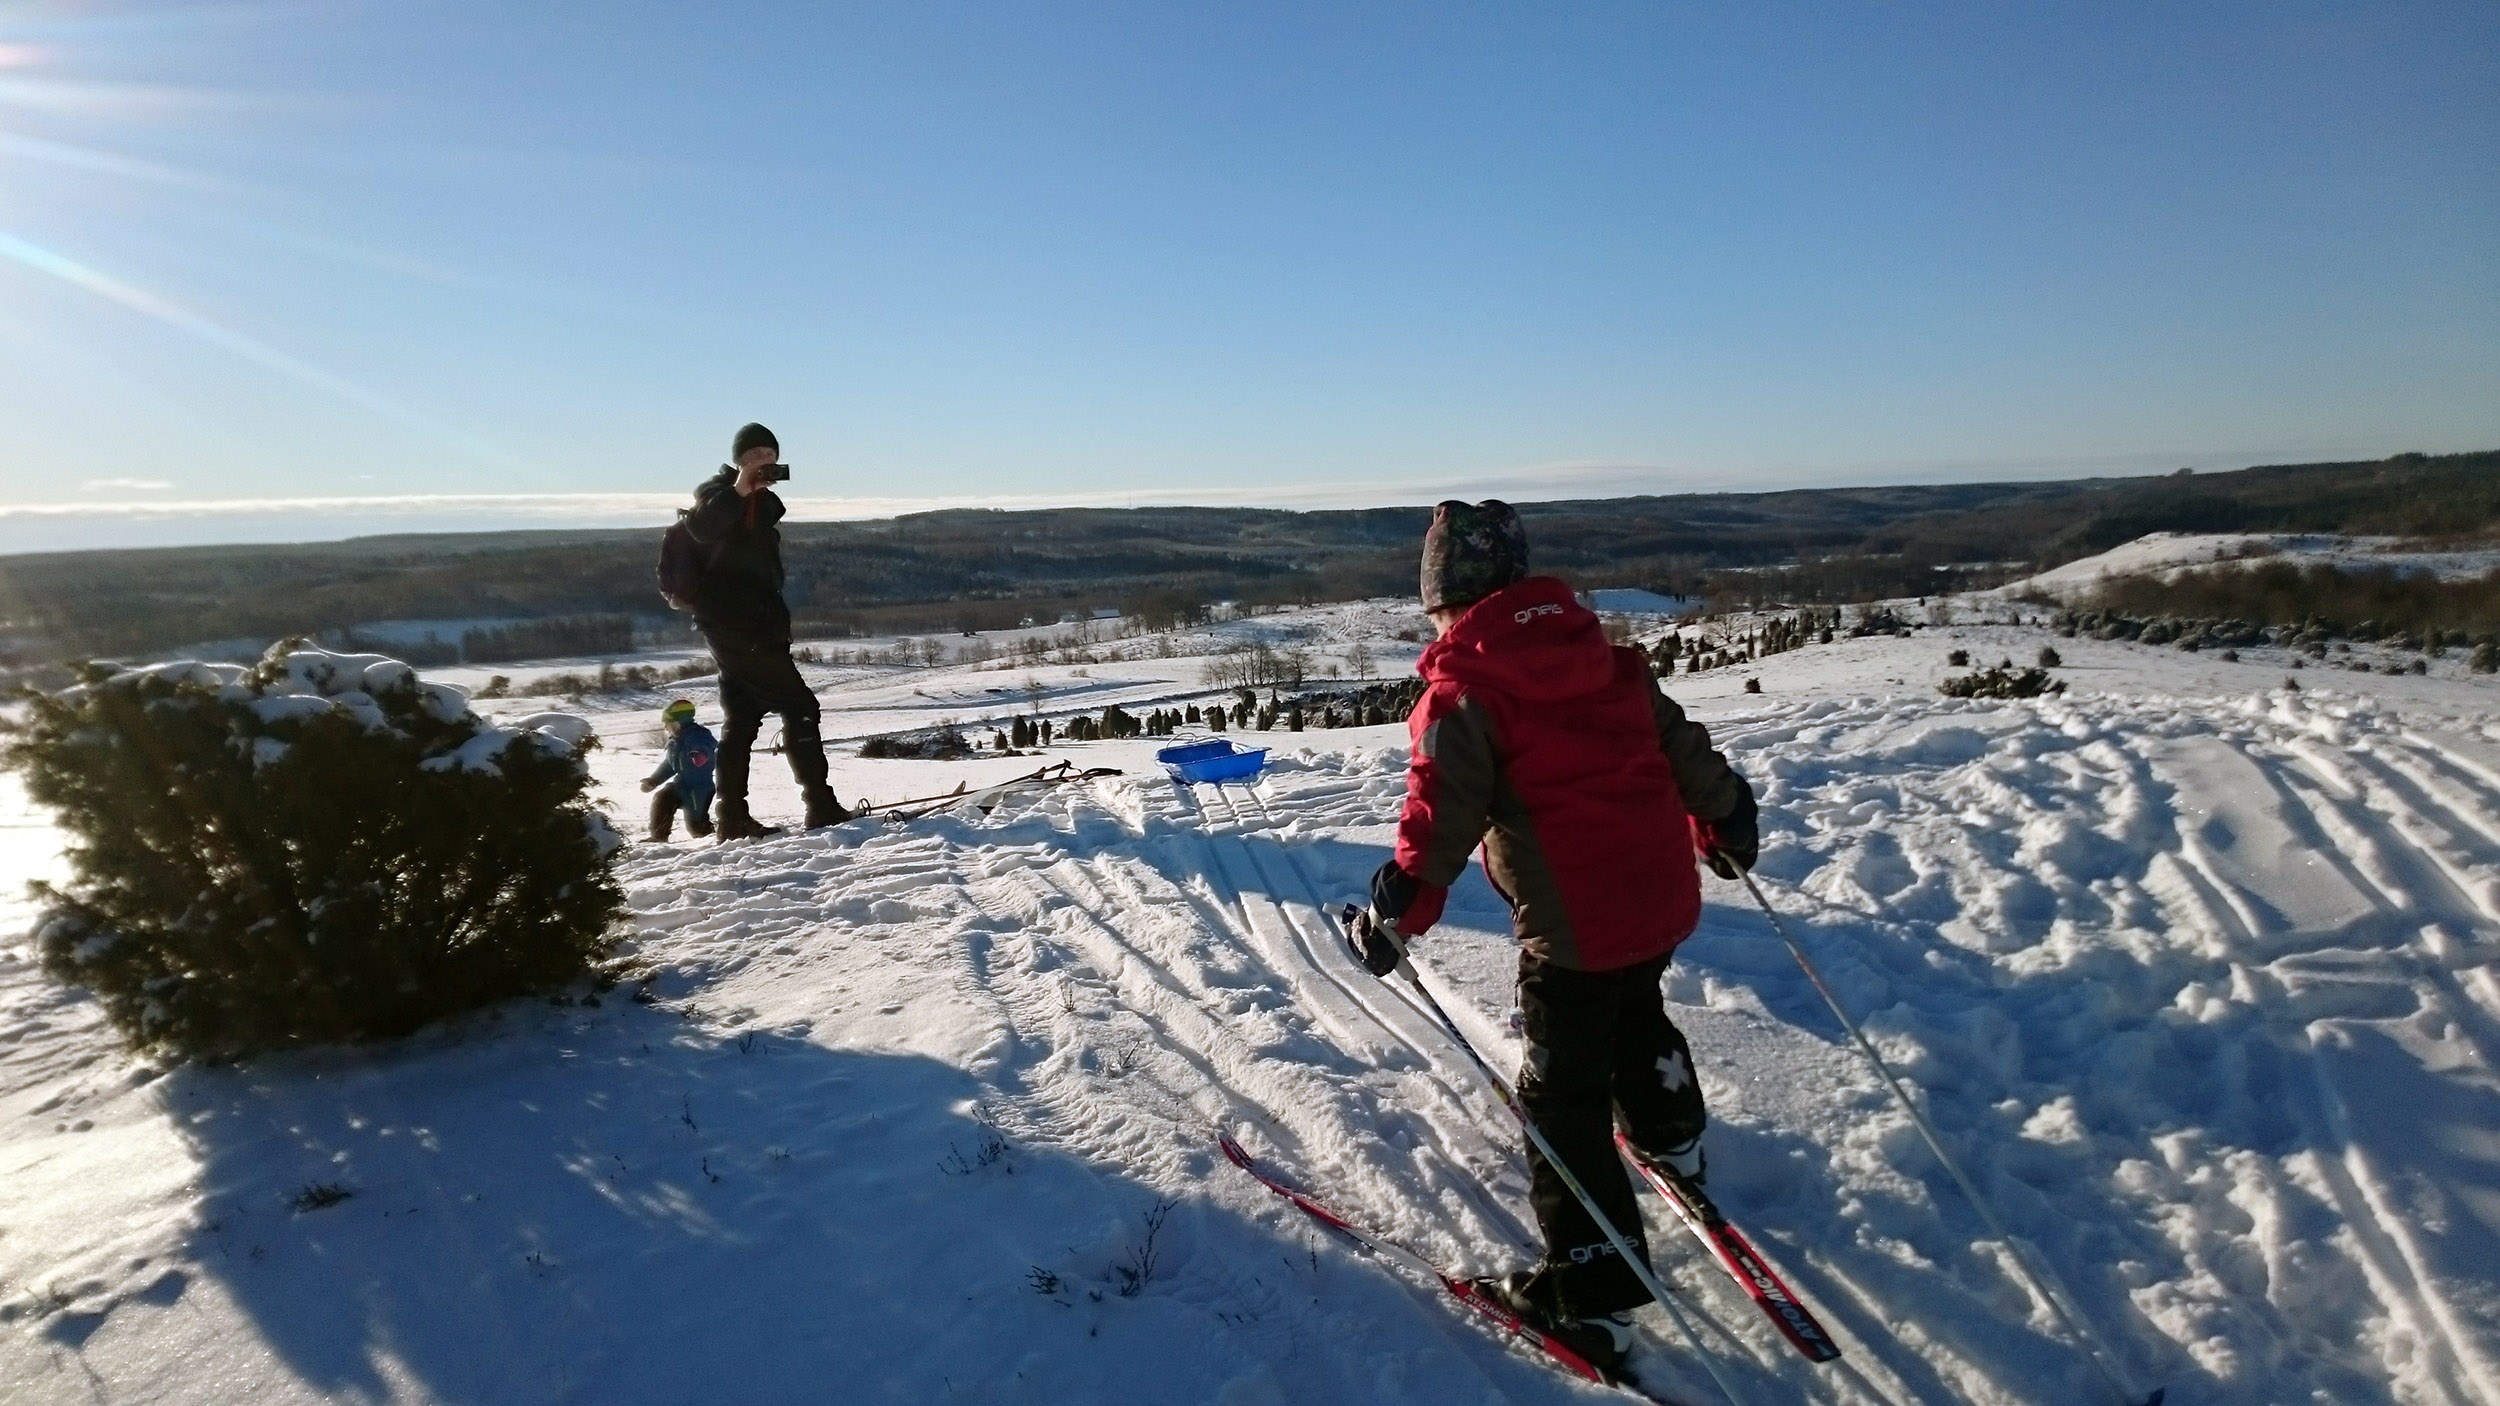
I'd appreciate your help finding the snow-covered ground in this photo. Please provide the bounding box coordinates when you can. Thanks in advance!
[3,594,2497,1405]
[2015,532,2500,603]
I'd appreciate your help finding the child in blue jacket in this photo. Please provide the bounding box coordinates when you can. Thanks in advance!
[640,699,718,841]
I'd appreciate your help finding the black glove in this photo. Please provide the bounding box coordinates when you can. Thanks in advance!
[1343,905,1405,978]
[1370,859,1421,923]
[1700,780,1759,881]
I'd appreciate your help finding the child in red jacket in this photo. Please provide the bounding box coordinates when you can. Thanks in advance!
[1359,499,1758,1373]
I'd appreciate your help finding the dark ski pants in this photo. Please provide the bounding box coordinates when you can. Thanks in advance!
[648,780,714,841]
[1517,950,1706,1317]
[702,632,830,816]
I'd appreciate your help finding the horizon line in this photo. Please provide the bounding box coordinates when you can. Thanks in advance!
[0,444,2473,556]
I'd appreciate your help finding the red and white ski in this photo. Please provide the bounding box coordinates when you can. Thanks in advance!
[1617,1131,1842,1363]
[1219,1134,1689,1404]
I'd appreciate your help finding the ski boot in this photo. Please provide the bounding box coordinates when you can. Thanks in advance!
[1469,1269,1637,1379]
[1638,1132,1706,1189]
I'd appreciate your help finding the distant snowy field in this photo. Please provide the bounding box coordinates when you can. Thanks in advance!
[2014,531,2500,602]
[2,583,2496,1405]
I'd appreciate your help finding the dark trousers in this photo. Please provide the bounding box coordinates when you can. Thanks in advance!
[1517,950,1706,1316]
[703,632,829,813]
[648,782,714,840]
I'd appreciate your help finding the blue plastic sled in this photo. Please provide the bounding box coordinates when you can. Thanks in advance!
[1158,738,1269,784]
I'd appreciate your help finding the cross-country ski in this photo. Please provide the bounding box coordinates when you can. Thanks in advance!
[1616,1130,1841,1364]
[1218,1133,1693,1404]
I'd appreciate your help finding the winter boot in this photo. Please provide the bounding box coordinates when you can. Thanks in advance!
[802,787,854,828]
[712,800,782,843]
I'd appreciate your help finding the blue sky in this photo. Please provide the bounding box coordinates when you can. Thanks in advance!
[0,1,2493,550]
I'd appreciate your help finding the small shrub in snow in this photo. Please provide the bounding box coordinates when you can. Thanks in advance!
[1947,650,1970,667]
[1938,666,2066,700]
[1115,1198,1176,1298]
[2,641,623,1061]
[2473,641,2499,674]
[859,724,973,759]
[290,1182,355,1212]
[938,1110,1011,1175]
[2036,646,2062,669]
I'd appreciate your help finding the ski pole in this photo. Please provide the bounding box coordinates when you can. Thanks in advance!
[1339,907,1749,1406]
[1737,873,2162,1406]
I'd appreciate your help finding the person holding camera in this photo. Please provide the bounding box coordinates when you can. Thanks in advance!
[684,422,849,838]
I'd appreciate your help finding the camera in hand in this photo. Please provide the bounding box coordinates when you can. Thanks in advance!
[761,463,791,482]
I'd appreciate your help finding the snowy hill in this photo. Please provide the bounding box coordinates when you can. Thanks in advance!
[3,597,2497,1404]
[2013,531,2500,603]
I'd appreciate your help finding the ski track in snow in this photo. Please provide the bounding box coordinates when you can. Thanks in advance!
[0,606,2495,1405]
[1715,689,2500,1406]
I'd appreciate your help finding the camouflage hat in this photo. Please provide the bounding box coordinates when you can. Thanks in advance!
[1419,499,1529,612]
[662,698,698,725]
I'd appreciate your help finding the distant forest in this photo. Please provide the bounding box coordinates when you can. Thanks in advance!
[0,450,2490,662]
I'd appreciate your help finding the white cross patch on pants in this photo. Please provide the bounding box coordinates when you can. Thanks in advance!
[1656,1050,1692,1092]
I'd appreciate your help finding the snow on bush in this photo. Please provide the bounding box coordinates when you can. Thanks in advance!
[1,640,624,1060]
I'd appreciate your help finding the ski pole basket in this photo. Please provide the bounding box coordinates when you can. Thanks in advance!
[1157,738,1268,784]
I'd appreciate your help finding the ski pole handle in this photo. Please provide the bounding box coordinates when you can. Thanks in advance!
[1338,903,1417,979]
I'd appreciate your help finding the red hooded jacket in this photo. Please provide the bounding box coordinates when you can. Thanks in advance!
[1391,577,1746,971]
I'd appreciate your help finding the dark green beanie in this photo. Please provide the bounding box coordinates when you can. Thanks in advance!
[732,422,779,459]
[1419,499,1528,612]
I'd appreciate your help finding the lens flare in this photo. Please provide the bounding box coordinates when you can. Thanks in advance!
[0,230,524,467]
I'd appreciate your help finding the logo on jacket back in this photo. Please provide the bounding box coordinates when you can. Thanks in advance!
[1514,603,1564,625]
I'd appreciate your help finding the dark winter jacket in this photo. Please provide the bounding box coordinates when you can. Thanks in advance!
[1391,576,1749,972]
[684,468,791,644]
[645,722,719,802]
